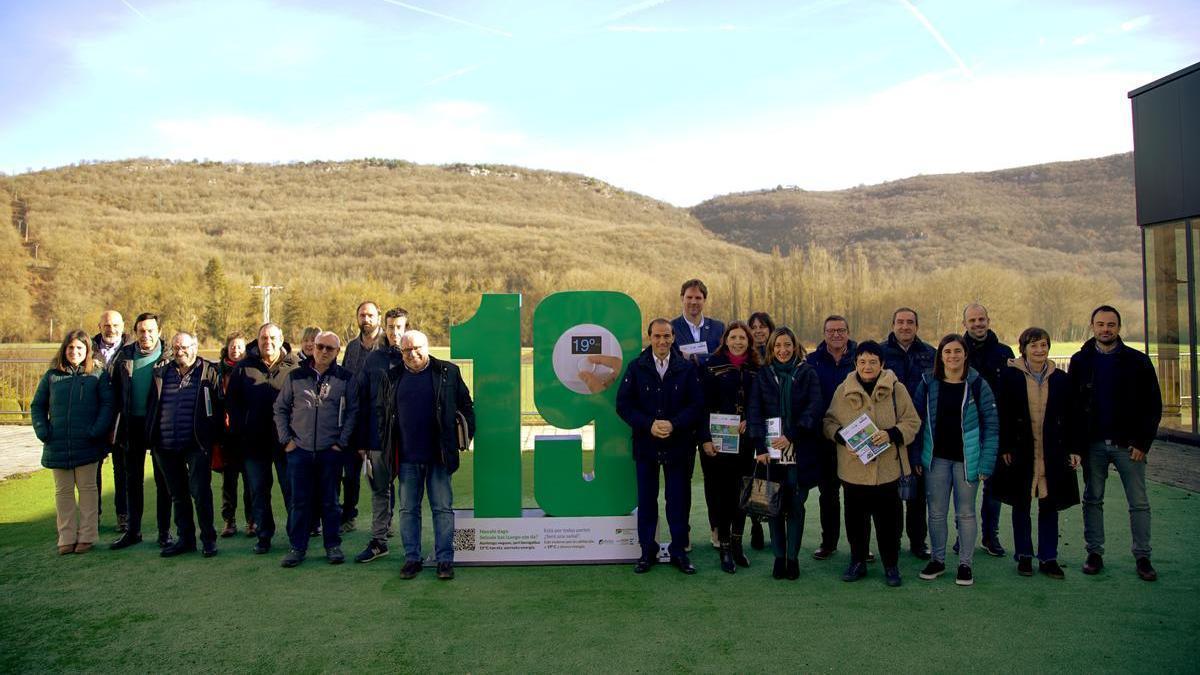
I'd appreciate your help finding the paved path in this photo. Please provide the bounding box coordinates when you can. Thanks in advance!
[2,425,1194,490]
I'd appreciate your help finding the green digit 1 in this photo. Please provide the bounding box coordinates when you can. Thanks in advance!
[533,291,641,516]
[450,293,522,517]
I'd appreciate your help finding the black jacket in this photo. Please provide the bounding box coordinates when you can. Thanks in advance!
[881,333,935,399]
[144,358,223,455]
[746,361,826,488]
[355,346,405,451]
[805,340,858,412]
[1068,338,1161,453]
[378,356,475,474]
[992,365,1080,510]
[616,347,704,464]
[226,351,301,458]
[110,341,171,448]
[699,353,759,466]
[966,330,1015,393]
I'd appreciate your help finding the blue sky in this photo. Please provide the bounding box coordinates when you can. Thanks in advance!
[1,0,1197,205]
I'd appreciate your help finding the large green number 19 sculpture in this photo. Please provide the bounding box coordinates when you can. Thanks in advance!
[532,291,641,516]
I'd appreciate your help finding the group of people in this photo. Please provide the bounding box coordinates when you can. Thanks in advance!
[616,279,1162,587]
[31,282,1163,587]
[31,303,474,580]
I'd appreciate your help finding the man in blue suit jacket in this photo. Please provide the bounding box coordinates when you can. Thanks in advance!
[671,279,725,368]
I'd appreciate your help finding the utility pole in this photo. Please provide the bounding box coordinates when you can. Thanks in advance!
[250,282,284,324]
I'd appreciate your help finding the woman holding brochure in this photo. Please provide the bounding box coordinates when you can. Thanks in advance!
[747,327,824,580]
[699,321,762,573]
[823,340,921,587]
[911,334,999,587]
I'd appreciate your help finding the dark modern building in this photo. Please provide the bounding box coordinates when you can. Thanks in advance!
[1130,61,1200,439]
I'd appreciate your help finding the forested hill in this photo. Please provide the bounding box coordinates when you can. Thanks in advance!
[691,153,1138,292]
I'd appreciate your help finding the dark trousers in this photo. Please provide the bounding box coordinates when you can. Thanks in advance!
[1011,498,1060,562]
[95,458,105,518]
[700,453,746,543]
[287,449,342,552]
[636,457,691,559]
[843,480,901,568]
[109,443,128,519]
[817,446,841,549]
[899,472,928,548]
[123,419,172,537]
[340,451,363,523]
[245,450,290,541]
[156,447,216,546]
[981,477,1003,542]
[220,464,253,524]
[770,466,809,560]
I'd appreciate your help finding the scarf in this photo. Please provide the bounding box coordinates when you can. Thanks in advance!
[770,359,797,430]
[728,352,748,368]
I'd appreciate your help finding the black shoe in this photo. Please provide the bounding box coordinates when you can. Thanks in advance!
[437,561,455,580]
[955,564,974,586]
[866,551,876,563]
[116,514,129,533]
[339,518,357,534]
[1136,557,1157,582]
[670,554,697,575]
[952,539,960,555]
[245,523,258,538]
[786,558,800,581]
[160,541,196,558]
[885,566,902,587]
[309,525,320,537]
[982,537,1006,557]
[919,560,946,580]
[842,561,867,582]
[202,542,218,558]
[719,546,736,574]
[730,535,750,568]
[157,533,175,549]
[910,544,931,561]
[634,557,655,574]
[1082,552,1103,575]
[749,520,765,550]
[812,546,836,561]
[1039,560,1065,580]
[1017,556,1034,577]
[220,521,237,538]
[109,532,142,550]
[772,557,786,580]
[355,539,389,564]
[281,549,306,568]
[326,547,345,565]
[252,538,271,555]
[400,560,424,579]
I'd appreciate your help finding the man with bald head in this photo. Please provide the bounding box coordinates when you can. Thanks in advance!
[227,322,300,555]
[145,332,223,558]
[273,331,359,567]
[92,309,128,531]
[378,330,474,580]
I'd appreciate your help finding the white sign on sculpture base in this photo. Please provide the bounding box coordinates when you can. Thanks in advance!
[451,508,640,566]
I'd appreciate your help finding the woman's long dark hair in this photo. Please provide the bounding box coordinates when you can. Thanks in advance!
[50,329,95,374]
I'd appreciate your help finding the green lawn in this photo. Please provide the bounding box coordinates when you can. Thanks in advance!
[1,455,1197,673]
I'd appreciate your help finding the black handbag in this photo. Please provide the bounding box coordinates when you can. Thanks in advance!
[740,459,782,518]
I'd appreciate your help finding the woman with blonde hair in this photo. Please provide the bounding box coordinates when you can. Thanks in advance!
[30,330,116,554]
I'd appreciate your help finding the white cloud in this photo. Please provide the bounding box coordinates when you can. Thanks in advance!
[604,0,671,23]
[1120,15,1152,32]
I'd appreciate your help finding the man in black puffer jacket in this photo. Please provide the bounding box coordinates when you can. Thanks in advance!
[963,303,1015,558]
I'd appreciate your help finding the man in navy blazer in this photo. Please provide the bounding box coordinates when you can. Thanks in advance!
[617,318,704,575]
[671,279,725,368]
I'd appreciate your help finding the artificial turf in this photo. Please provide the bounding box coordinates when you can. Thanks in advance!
[1,454,1197,673]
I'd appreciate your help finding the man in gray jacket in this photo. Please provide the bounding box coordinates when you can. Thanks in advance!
[273,331,359,567]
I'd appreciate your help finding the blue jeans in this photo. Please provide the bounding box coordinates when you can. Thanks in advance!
[1082,441,1151,559]
[1011,498,1058,562]
[245,451,291,541]
[286,449,343,552]
[981,477,1002,543]
[397,462,455,563]
[926,458,978,566]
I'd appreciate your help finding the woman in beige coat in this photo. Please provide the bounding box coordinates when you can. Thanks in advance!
[823,341,921,586]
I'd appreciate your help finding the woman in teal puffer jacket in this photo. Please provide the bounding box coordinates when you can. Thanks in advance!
[30,330,116,555]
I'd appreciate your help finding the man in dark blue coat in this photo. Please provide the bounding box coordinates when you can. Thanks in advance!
[963,303,1015,557]
[804,314,856,560]
[617,319,704,574]
[881,307,936,559]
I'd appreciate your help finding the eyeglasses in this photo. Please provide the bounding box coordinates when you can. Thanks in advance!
[314,344,339,353]
[824,328,848,335]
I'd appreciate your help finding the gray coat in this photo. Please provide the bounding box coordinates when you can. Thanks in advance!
[273,363,359,453]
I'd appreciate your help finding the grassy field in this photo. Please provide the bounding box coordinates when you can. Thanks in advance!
[1,453,1197,673]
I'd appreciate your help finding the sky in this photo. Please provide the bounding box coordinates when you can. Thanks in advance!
[0,0,1197,206]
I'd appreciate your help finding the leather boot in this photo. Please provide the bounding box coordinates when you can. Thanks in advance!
[750,519,766,550]
[730,534,750,568]
[719,543,736,574]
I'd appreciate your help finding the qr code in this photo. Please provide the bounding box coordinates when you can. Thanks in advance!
[453,528,477,552]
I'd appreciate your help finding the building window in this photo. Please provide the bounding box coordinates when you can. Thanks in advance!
[1143,220,1195,433]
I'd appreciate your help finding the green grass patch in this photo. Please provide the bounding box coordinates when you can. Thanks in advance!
[1,455,1197,672]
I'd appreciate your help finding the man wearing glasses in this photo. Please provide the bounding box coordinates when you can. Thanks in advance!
[805,315,857,561]
[273,331,359,567]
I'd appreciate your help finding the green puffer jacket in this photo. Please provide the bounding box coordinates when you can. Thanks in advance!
[30,367,116,469]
